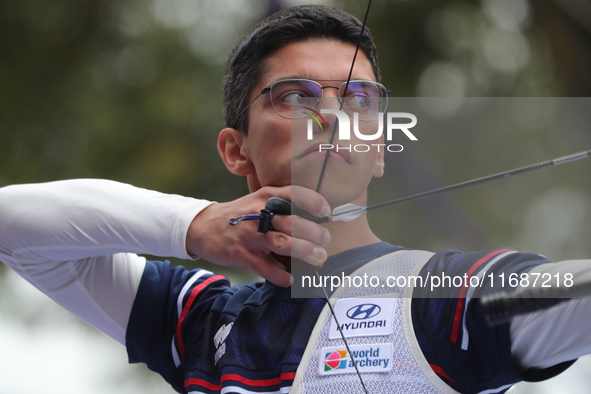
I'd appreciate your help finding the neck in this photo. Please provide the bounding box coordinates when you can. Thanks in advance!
[322,213,381,256]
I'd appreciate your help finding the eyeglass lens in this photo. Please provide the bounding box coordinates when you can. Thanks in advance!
[269,80,387,120]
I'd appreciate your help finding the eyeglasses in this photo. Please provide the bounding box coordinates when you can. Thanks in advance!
[238,79,391,124]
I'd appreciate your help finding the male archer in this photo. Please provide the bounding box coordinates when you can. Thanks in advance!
[1,5,591,394]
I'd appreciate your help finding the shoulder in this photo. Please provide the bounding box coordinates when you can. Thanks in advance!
[423,248,550,278]
[411,248,552,392]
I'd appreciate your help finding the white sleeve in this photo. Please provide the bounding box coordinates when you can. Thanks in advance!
[510,259,591,370]
[0,179,214,345]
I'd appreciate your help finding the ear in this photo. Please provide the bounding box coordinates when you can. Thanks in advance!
[218,128,254,176]
[372,135,385,178]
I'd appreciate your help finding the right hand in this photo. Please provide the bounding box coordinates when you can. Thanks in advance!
[186,186,331,287]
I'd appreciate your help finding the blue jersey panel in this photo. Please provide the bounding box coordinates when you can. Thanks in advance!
[125,244,575,393]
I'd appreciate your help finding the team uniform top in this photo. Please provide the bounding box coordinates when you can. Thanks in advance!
[1,180,590,394]
[127,242,573,394]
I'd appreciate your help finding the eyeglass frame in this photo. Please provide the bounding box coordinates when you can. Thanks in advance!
[235,78,392,127]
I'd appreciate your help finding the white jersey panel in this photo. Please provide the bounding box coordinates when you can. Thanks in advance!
[293,250,458,394]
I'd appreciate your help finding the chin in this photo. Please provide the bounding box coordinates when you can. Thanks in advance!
[289,175,321,192]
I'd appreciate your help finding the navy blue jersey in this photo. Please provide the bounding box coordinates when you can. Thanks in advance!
[412,248,575,393]
[126,243,575,393]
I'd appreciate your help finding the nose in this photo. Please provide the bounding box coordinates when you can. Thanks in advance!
[315,91,341,134]
[316,84,338,114]
[319,85,340,110]
[320,85,340,98]
[305,108,331,136]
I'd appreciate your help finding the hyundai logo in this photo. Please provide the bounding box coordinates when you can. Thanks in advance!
[346,304,381,320]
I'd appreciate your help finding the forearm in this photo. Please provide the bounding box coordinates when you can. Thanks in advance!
[0,179,214,344]
[510,259,591,370]
[0,178,214,265]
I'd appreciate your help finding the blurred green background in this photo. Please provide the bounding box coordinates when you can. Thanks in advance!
[1,0,590,393]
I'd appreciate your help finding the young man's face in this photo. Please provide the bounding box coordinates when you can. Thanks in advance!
[220,39,385,207]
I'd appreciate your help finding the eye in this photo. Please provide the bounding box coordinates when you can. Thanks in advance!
[350,95,371,109]
[272,80,320,109]
[278,91,309,106]
[342,82,381,112]
[344,94,373,112]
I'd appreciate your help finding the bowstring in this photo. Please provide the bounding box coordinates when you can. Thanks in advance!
[313,1,373,393]
[315,0,373,194]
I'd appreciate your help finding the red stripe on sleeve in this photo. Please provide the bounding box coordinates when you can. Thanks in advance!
[184,373,295,391]
[184,378,222,391]
[430,364,456,383]
[450,249,512,344]
[176,274,225,358]
[221,372,296,387]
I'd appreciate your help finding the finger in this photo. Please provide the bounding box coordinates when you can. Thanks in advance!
[290,237,327,268]
[269,186,331,218]
[249,229,325,268]
[260,231,327,268]
[291,185,331,217]
[271,214,330,246]
[247,254,293,287]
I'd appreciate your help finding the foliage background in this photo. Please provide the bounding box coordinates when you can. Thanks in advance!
[0,0,590,393]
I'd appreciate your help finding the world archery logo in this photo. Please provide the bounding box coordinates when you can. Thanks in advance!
[320,345,393,375]
[303,107,329,131]
[324,350,348,371]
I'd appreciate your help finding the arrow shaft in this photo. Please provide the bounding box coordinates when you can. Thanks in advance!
[321,149,591,222]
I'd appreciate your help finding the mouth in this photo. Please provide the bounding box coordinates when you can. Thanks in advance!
[298,143,353,163]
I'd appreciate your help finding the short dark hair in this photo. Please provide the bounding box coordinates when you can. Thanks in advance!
[222,5,380,134]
